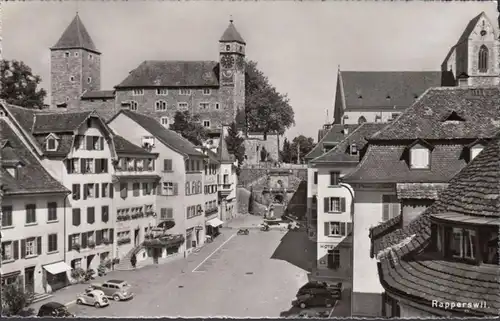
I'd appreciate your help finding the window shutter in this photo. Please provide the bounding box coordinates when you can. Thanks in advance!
[96,230,102,245]
[37,236,42,255]
[73,208,80,226]
[164,159,169,171]
[347,222,353,235]
[109,183,114,198]
[13,240,19,260]
[109,229,114,244]
[95,184,100,198]
[86,136,93,150]
[340,223,346,236]
[21,240,26,259]
[80,159,86,174]
[324,222,330,236]
[340,198,346,212]
[102,206,109,222]
[88,207,95,224]
[99,137,104,150]
[314,172,318,184]
[392,201,401,219]
[82,233,88,248]
[83,184,87,200]
[173,183,179,195]
[157,183,162,195]
[103,159,108,173]
[324,198,329,213]
[167,208,173,219]
[95,159,101,173]
[68,235,73,251]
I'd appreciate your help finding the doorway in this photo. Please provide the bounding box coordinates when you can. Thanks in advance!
[24,267,35,293]
[134,228,140,246]
[86,254,95,270]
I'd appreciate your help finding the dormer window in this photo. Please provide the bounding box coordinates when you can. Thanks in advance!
[47,138,57,151]
[350,143,358,156]
[141,136,155,149]
[323,143,336,153]
[449,227,476,260]
[408,141,432,169]
[470,144,484,161]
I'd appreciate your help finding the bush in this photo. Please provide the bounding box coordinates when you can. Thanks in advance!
[1,283,33,316]
[70,267,85,282]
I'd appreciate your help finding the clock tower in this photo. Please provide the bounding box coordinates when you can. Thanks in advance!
[219,19,246,128]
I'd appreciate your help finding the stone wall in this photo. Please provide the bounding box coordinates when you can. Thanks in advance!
[243,134,280,165]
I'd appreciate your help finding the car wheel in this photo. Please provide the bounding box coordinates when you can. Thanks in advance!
[76,299,83,305]
[113,295,121,301]
[94,302,100,308]
[299,302,306,309]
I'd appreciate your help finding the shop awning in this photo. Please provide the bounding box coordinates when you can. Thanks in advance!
[43,262,72,275]
[206,218,224,227]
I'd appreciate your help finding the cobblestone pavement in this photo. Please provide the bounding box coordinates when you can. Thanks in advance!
[64,228,313,317]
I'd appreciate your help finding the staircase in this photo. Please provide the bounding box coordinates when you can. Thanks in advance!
[114,244,143,271]
[31,292,53,303]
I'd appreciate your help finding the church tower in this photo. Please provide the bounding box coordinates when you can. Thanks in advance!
[50,14,101,109]
[218,19,246,128]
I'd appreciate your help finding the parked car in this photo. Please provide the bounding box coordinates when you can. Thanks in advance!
[91,279,134,301]
[77,289,110,308]
[297,281,342,299]
[37,302,74,317]
[292,293,336,309]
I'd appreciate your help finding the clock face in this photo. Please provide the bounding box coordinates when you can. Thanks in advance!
[221,55,235,69]
[236,56,245,70]
[480,30,487,36]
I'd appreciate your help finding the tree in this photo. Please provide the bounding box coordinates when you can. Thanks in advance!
[0,60,47,109]
[1,283,33,316]
[225,122,246,176]
[245,60,295,136]
[248,187,254,214]
[290,135,315,164]
[280,138,292,163]
[169,111,208,146]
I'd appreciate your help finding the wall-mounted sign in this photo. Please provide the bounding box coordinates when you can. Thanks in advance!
[319,244,337,250]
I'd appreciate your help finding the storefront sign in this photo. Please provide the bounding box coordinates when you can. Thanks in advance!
[195,226,203,231]
[319,244,337,250]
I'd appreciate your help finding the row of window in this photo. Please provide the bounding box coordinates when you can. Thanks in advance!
[161,182,178,196]
[116,204,153,220]
[160,208,174,220]
[205,200,217,211]
[186,181,203,196]
[66,158,109,174]
[324,197,347,213]
[313,171,340,186]
[131,88,213,96]
[120,182,156,199]
[205,164,218,175]
[204,184,218,194]
[72,206,110,226]
[1,235,56,263]
[186,159,203,172]
[187,205,203,219]
[158,117,212,128]
[72,183,113,200]
[75,135,105,151]
[68,228,113,250]
[1,203,58,227]
[63,51,94,60]
[324,221,353,237]
[116,158,155,172]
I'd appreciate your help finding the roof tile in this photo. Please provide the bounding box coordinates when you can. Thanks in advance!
[305,124,359,160]
[220,21,246,44]
[51,14,99,53]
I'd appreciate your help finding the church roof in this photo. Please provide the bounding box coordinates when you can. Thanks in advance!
[51,14,100,54]
[220,20,246,45]
[218,129,234,164]
[115,60,220,88]
[456,12,486,44]
[338,71,453,111]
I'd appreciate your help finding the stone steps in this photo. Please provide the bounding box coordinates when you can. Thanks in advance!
[31,292,53,303]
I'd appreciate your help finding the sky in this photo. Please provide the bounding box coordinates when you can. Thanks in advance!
[2,1,498,140]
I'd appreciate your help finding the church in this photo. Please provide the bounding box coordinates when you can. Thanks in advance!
[49,14,279,164]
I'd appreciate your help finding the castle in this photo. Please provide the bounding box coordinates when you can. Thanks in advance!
[48,14,280,165]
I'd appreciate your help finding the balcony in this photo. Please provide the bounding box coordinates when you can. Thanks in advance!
[143,233,185,249]
[218,183,233,197]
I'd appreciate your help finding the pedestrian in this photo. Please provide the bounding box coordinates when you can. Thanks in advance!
[130,253,137,269]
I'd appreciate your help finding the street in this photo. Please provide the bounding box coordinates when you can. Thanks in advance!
[54,228,320,317]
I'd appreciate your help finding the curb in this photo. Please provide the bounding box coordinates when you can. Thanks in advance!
[65,300,76,307]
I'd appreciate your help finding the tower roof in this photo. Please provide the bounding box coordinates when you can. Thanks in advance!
[51,14,100,54]
[220,20,246,45]
[217,129,234,164]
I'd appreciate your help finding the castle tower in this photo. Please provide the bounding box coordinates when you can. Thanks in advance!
[218,19,246,128]
[50,14,101,109]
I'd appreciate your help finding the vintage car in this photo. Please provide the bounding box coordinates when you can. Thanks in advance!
[37,302,74,317]
[292,293,336,309]
[76,289,110,308]
[91,279,134,301]
[296,281,342,299]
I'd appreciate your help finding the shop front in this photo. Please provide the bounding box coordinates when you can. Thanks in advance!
[143,233,185,263]
[42,261,72,293]
[205,218,224,240]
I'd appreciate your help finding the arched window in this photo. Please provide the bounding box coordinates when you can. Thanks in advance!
[478,45,489,73]
[155,100,167,111]
[358,116,367,124]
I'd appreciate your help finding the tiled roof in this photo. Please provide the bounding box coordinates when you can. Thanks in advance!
[111,110,204,157]
[81,90,115,100]
[32,111,93,134]
[343,144,467,183]
[369,215,402,244]
[114,135,156,156]
[34,134,74,157]
[370,87,500,141]
[51,14,99,53]
[115,61,219,88]
[305,124,358,160]
[340,71,449,110]
[218,131,234,163]
[4,104,42,134]
[0,119,69,195]
[396,183,448,200]
[311,123,386,164]
[372,133,500,316]
[220,21,246,44]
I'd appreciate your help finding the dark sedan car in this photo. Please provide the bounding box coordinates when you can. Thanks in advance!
[37,302,74,317]
[292,293,336,309]
[297,281,342,299]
